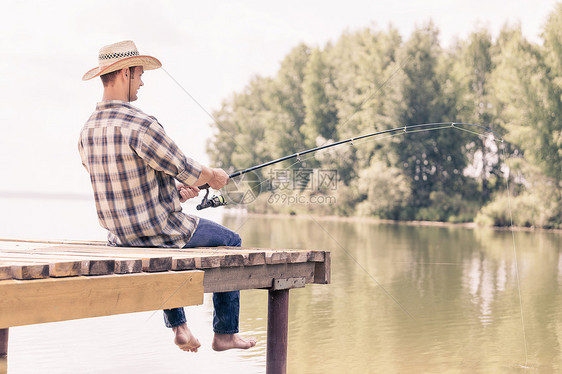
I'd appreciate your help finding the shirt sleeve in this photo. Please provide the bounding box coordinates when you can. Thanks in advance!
[77,134,90,173]
[135,120,202,186]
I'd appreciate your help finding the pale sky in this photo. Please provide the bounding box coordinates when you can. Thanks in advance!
[1,0,559,195]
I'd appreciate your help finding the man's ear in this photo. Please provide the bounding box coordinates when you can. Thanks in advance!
[120,68,129,80]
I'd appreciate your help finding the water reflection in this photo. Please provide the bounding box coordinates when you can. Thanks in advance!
[224,215,562,373]
[2,200,561,373]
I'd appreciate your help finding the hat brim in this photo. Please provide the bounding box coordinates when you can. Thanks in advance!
[82,55,162,81]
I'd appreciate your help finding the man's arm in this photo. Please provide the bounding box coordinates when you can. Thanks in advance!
[177,167,229,203]
[135,121,203,185]
[134,120,229,190]
[192,166,229,190]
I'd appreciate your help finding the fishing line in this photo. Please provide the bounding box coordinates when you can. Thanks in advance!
[501,144,529,366]
[161,67,219,127]
[161,58,527,353]
[145,276,196,323]
[265,124,456,179]
[216,122,504,321]
[144,53,409,324]
[161,67,254,158]
[443,131,528,366]
[224,124,485,207]
[394,261,464,266]
[450,125,499,140]
[222,123,501,205]
[163,53,414,179]
[309,215,416,320]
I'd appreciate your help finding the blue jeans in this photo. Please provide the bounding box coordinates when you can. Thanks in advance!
[163,218,241,334]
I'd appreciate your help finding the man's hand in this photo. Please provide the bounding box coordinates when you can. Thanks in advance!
[191,166,230,190]
[208,168,229,190]
[177,184,200,203]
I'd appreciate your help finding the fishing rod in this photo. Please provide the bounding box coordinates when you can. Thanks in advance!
[195,122,500,210]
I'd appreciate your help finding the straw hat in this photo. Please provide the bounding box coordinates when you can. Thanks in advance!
[82,40,161,81]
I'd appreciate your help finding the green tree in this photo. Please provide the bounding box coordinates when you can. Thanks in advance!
[451,29,501,201]
[493,22,561,183]
[322,26,402,185]
[301,47,338,148]
[266,43,311,160]
[478,21,562,228]
[356,160,411,219]
[390,23,471,219]
[539,5,562,184]
[206,15,560,227]
[207,76,275,175]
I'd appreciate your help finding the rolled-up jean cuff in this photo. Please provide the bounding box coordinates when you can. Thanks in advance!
[214,329,239,334]
[163,307,187,328]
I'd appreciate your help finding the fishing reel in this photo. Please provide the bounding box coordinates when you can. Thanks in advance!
[196,187,227,210]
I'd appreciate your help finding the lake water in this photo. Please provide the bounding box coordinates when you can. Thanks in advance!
[1,197,562,373]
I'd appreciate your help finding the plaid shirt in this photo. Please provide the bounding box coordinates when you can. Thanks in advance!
[79,100,202,248]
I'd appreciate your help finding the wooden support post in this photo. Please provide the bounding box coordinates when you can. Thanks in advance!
[0,328,7,356]
[0,328,8,374]
[266,289,289,374]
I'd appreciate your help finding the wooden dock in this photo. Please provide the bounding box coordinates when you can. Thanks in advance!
[0,238,330,374]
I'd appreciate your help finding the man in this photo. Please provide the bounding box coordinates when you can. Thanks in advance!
[79,40,256,352]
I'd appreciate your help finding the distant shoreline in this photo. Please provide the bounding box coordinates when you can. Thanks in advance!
[224,211,562,234]
[0,191,91,201]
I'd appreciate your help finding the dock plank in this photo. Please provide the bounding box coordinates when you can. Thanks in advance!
[20,246,172,273]
[0,265,11,281]
[0,237,332,374]
[0,241,331,285]
[0,253,81,277]
[2,250,141,275]
[80,258,116,276]
[0,261,49,280]
[27,246,205,272]
[0,249,117,276]
[180,247,267,266]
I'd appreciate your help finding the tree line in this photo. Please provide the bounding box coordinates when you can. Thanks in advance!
[207,5,562,229]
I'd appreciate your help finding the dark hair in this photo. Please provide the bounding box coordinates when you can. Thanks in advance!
[100,66,138,86]
[100,69,122,86]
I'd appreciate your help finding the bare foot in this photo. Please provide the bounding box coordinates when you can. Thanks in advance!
[212,333,257,351]
[172,324,201,352]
